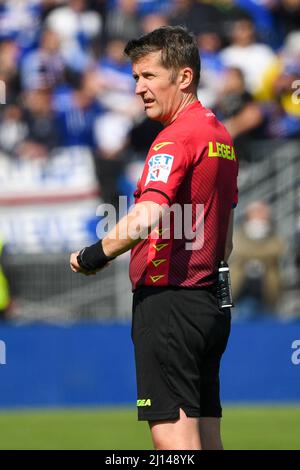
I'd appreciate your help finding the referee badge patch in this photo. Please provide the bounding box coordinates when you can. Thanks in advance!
[145,154,174,185]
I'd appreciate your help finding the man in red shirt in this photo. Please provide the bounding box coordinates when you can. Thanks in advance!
[70,26,238,450]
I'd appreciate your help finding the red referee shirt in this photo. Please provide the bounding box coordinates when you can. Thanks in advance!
[130,101,238,290]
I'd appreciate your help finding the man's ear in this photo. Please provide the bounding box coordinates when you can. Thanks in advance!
[179,67,194,90]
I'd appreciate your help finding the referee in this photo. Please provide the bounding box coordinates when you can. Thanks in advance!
[70,26,238,450]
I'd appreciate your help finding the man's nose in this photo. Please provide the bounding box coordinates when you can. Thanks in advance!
[135,79,147,96]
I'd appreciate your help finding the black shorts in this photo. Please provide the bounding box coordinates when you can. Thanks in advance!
[131,286,231,421]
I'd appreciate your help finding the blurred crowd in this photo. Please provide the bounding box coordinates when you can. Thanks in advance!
[1,0,300,319]
[1,1,300,176]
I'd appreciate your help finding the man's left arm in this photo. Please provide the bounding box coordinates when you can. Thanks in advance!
[70,201,166,274]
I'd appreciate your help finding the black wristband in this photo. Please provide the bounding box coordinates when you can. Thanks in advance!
[77,240,114,272]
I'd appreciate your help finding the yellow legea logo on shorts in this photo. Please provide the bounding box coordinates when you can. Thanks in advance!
[137,399,152,407]
[208,141,236,161]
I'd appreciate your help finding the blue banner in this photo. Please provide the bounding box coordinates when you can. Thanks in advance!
[0,321,299,408]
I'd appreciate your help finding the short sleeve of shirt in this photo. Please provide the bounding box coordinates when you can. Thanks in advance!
[138,141,191,206]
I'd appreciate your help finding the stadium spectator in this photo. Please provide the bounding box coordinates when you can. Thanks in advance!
[97,38,136,113]
[196,26,226,108]
[16,88,59,159]
[234,0,280,48]
[220,15,275,94]
[44,0,100,74]
[0,38,21,102]
[52,70,104,148]
[230,201,284,318]
[256,31,300,138]
[20,28,65,91]
[0,103,27,155]
[103,0,142,43]
[93,107,133,207]
[214,67,263,161]
[0,0,42,55]
[45,0,103,51]
[168,0,223,36]
[71,26,238,450]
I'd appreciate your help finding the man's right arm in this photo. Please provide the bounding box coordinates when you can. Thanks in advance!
[70,201,167,274]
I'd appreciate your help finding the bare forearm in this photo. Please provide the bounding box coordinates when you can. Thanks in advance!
[102,201,164,258]
[102,212,144,258]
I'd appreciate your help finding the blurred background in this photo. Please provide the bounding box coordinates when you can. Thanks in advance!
[0,0,300,450]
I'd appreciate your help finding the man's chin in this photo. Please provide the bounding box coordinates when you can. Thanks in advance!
[145,109,160,121]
